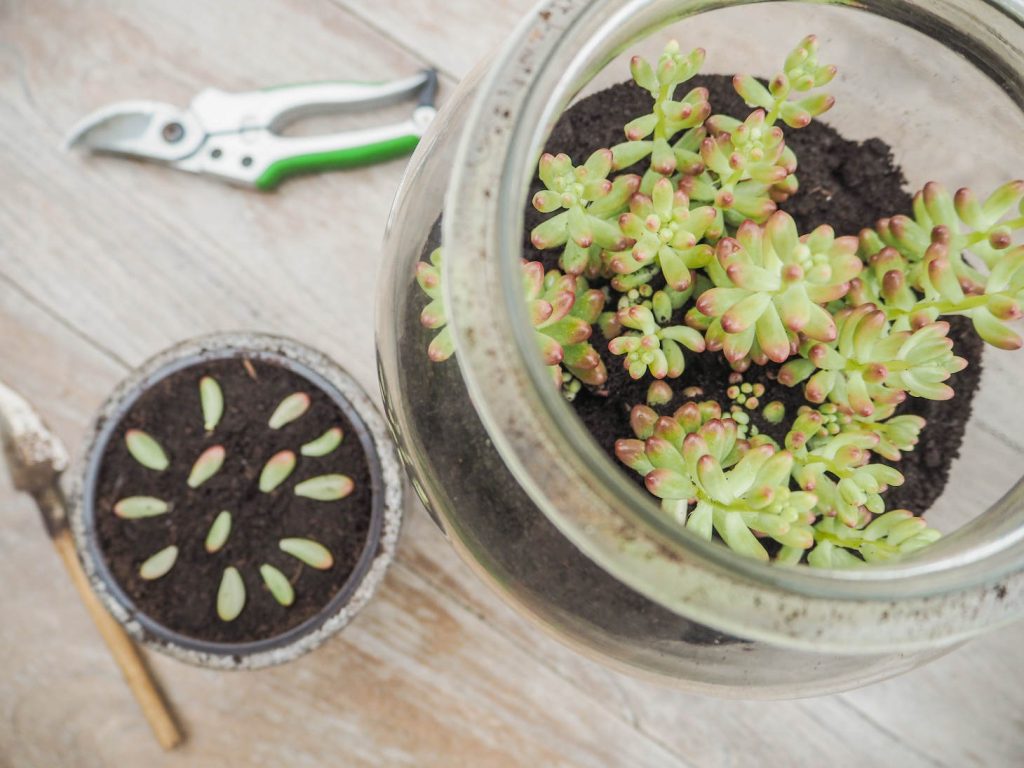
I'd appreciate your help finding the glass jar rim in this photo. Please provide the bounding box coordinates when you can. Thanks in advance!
[443,0,1024,651]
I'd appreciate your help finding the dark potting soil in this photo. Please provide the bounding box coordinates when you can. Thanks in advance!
[94,357,373,644]
[522,77,984,516]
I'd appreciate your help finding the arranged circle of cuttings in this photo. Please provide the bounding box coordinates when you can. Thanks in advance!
[93,356,374,644]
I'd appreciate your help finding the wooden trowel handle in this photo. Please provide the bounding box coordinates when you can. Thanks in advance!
[53,528,182,750]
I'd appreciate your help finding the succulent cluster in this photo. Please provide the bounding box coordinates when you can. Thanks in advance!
[116,376,352,621]
[417,246,608,398]
[416,37,1024,567]
[617,401,817,561]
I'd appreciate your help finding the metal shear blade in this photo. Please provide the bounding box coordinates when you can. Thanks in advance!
[64,69,438,190]
[63,100,205,162]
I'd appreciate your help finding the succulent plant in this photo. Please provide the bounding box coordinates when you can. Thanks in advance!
[679,36,835,237]
[531,150,637,275]
[607,177,716,292]
[199,376,224,432]
[114,496,168,520]
[806,510,941,568]
[260,450,297,493]
[524,260,609,392]
[204,510,232,553]
[856,181,1024,348]
[280,538,334,569]
[414,36,1024,568]
[616,402,817,561]
[415,247,454,362]
[851,412,926,463]
[187,445,226,488]
[686,109,792,233]
[646,380,674,406]
[301,427,344,457]
[610,41,710,189]
[260,564,295,607]
[608,305,706,379]
[697,213,862,365]
[785,408,905,528]
[269,392,311,429]
[117,376,353,620]
[777,304,967,415]
[125,429,169,471]
[732,35,836,131]
[139,545,178,580]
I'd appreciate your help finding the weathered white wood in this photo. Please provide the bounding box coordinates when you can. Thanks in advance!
[336,0,530,79]
[1,1,1022,767]
[400,507,1024,768]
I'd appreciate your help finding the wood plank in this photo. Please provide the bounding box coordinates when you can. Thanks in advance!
[400,506,1024,768]
[335,0,533,79]
[839,626,1024,768]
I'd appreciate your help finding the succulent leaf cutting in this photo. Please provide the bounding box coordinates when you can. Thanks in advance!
[125,429,170,471]
[187,444,226,488]
[259,450,297,493]
[416,36,1024,567]
[204,510,232,554]
[139,545,178,581]
[301,427,344,457]
[114,375,355,622]
[113,496,168,519]
[268,392,312,429]
[199,376,224,432]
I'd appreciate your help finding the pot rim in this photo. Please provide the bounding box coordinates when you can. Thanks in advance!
[68,331,403,670]
[443,0,1024,652]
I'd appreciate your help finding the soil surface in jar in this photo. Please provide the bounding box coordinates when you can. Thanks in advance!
[94,356,374,644]
[524,77,984,517]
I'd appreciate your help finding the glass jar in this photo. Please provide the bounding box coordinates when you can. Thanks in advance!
[377,0,1024,696]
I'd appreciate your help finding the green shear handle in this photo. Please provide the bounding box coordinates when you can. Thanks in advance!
[244,70,439,189]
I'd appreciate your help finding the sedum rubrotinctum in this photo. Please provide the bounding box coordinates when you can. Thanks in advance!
[416,37,1024,567]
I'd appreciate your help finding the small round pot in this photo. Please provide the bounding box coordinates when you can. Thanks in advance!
[70,332,403,670]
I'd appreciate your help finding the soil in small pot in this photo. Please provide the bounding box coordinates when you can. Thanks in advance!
[523,77,984,516]
[94,356,374,644]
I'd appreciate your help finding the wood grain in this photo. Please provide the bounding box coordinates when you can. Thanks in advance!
[1,1,1022,767]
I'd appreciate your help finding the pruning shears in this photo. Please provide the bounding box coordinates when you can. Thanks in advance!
[64,69,438,190]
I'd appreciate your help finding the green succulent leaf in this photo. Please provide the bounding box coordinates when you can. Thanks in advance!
[259,564,295,607]
[199,376,224,432]
[205,510,232,554]
[268,392,311,430]
[139,545,178,580]
[259,450,297,493]
[217,566,246,622]
[125,429,169,472]
[300,427,344,457]
[114,496,168,519]
[187,445,226,489]
[279,538,334,570]
[293,474,355,501]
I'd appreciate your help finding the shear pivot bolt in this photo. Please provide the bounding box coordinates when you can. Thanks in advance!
[161,122,185,143]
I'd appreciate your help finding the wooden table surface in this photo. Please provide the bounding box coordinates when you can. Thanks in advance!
[1,2,1022,766]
